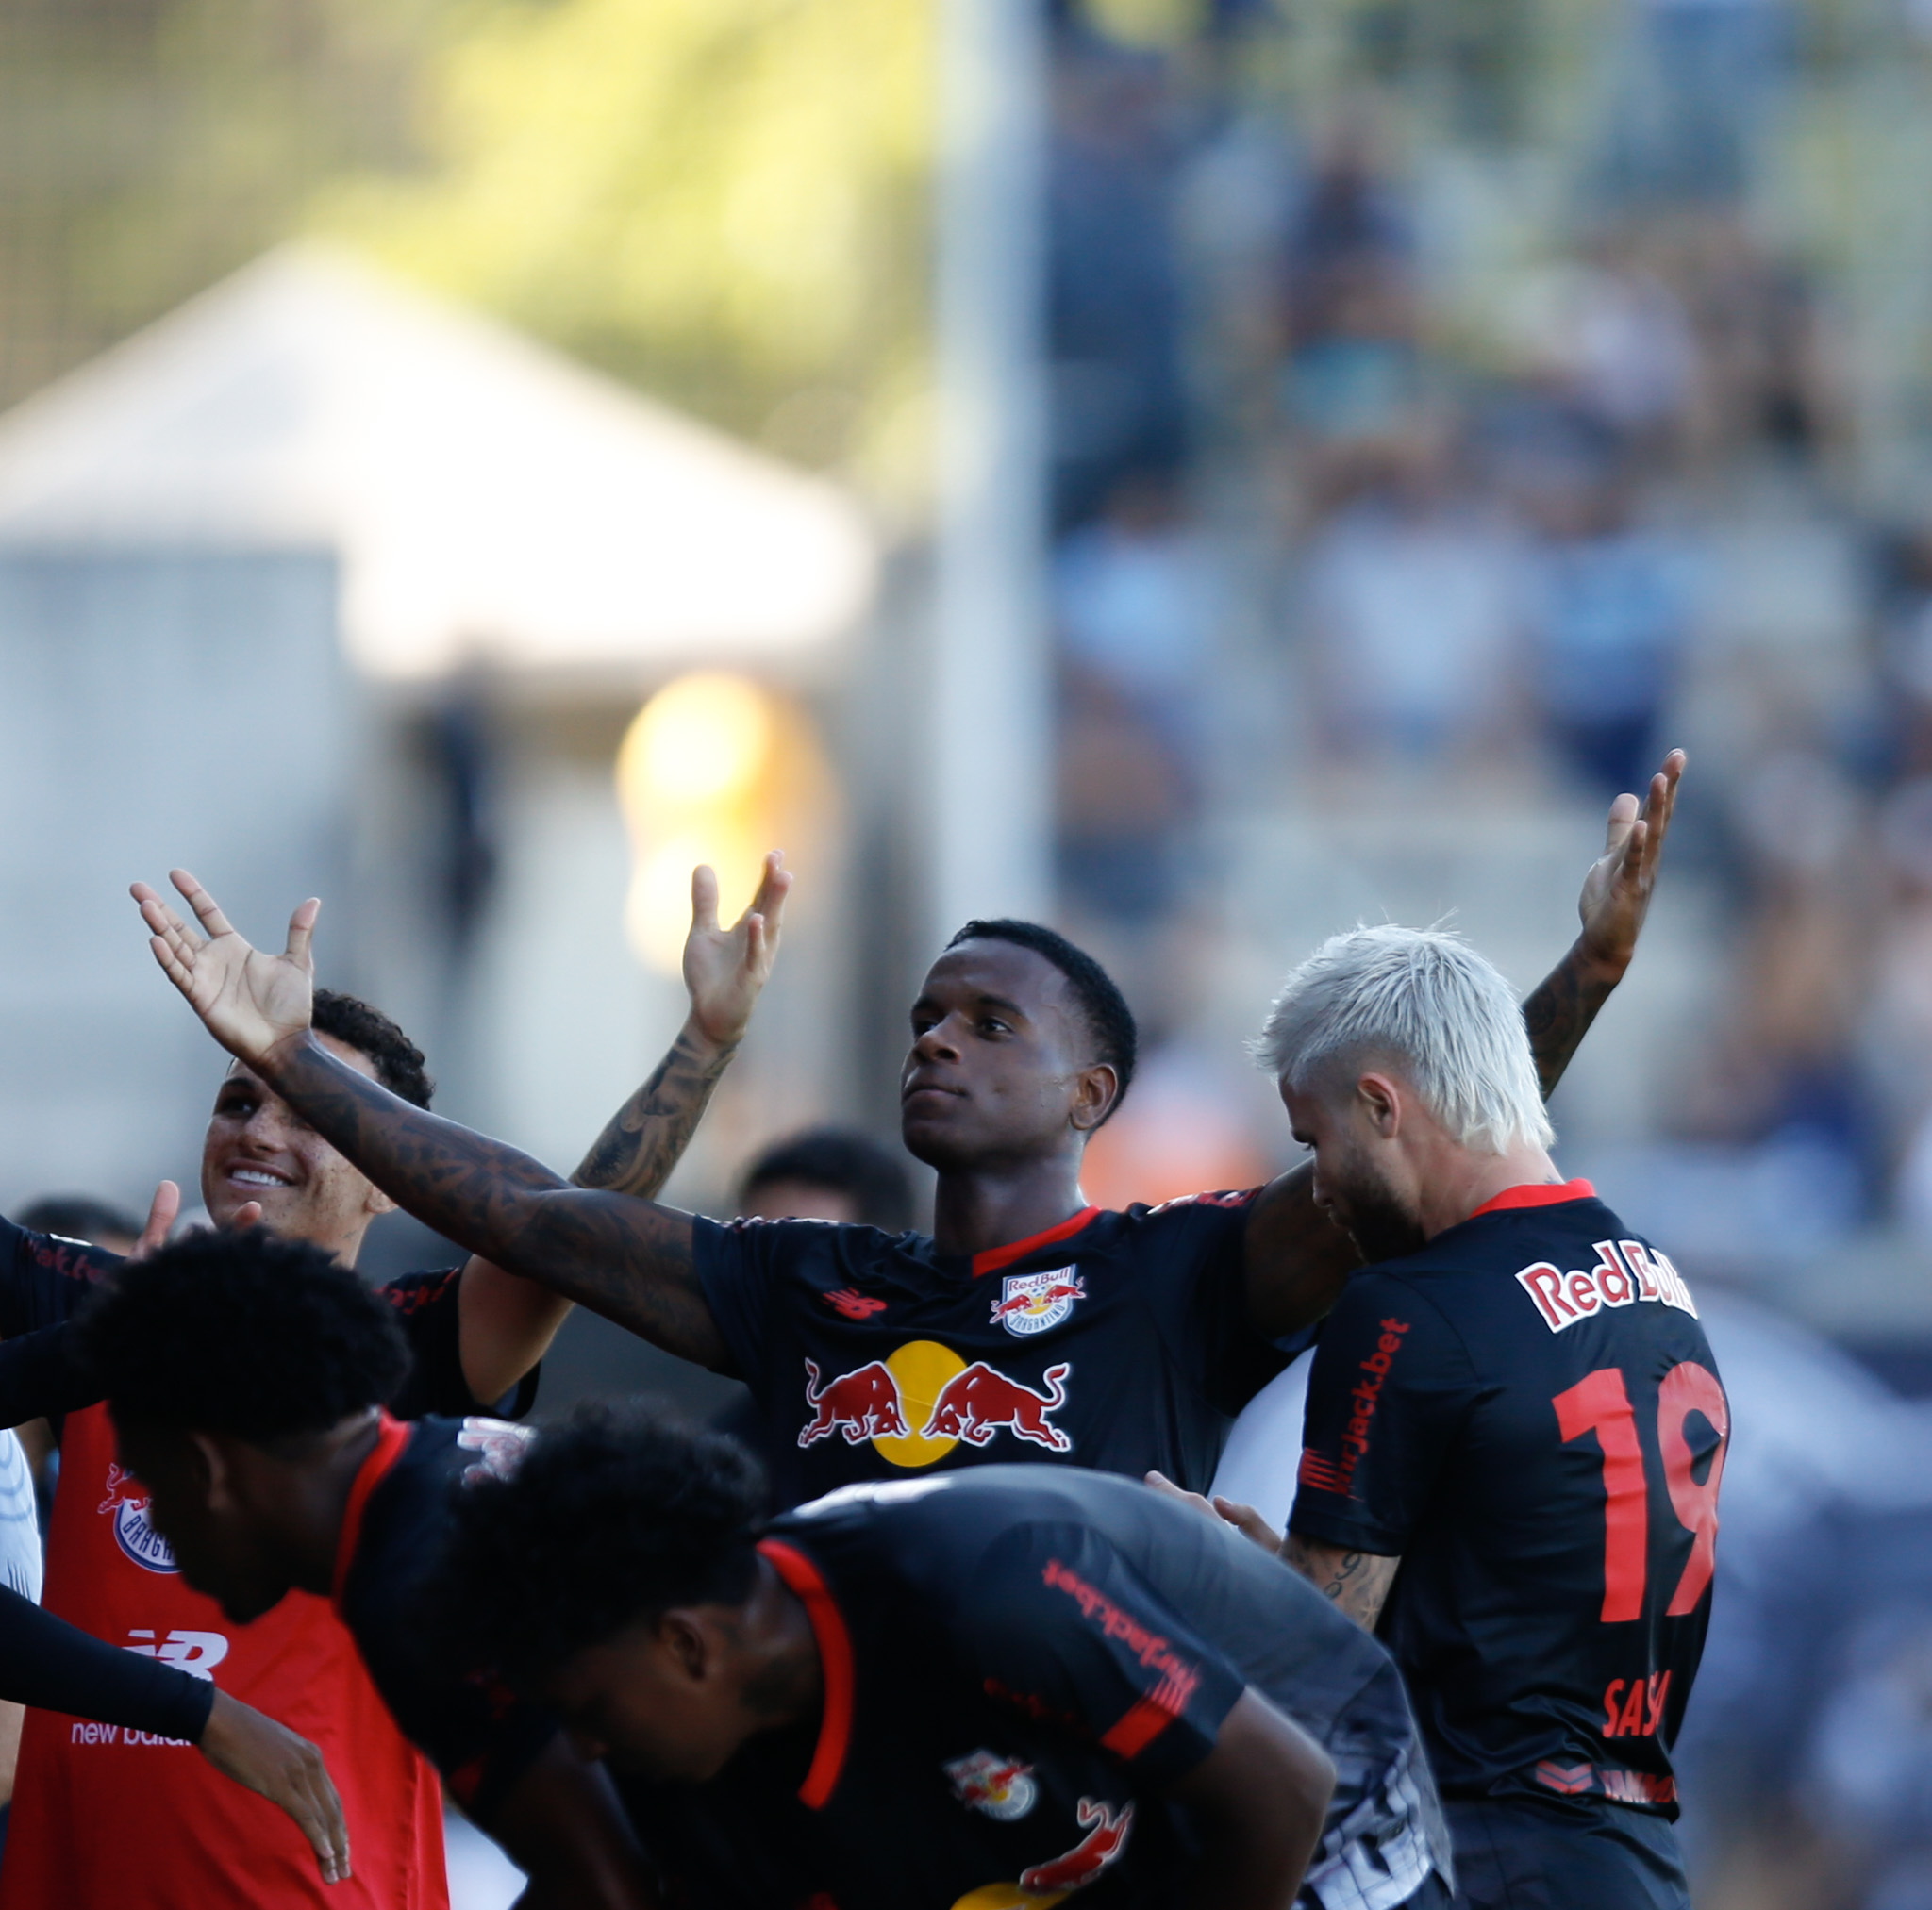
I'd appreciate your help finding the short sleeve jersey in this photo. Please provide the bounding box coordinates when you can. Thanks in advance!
[0,1217,538,1910]
[693,1195,1291,1507]
[334,1414,558,1820]
[1290,1182,1728,1819]
[641,1467,1444,1910]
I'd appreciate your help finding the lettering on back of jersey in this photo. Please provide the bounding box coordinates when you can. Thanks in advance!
[991,1267,1086,1337]
[1515,1240,1698,1334]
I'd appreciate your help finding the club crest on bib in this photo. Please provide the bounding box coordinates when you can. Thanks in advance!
[944,1750,1038,1820]
[98,1463,178,1574]
[991,1267,1086,1337]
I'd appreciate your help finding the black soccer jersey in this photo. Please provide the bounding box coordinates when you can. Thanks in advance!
[694,1196,1292,1507]
[0,1216,538,1423]
[641,1467,1446,1910]
[334,1413,558,1819]
[1290,1181,1728,1819]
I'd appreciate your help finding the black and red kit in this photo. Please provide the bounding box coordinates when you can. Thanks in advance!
[693,1196,1293,1508]
[1291,1180,1727,1823]
[632,1466,1448,1910]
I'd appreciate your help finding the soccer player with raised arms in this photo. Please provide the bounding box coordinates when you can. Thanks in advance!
[1214,924,1725,1909]
[130,757,1681,1510]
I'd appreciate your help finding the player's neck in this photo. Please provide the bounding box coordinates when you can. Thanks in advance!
[275,1410,389,1599]
[930,1159,1091,1262]
[1419,1143,1562,1241]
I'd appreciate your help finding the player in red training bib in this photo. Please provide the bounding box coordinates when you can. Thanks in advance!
[74,1226,655,1904]
[1249,922,1725,1910]
[0,859,784,1910]
[130,756,1681,1511]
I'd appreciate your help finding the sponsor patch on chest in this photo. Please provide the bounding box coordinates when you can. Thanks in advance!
[991,1267,1086,1337]
[944,1749,1039,1819]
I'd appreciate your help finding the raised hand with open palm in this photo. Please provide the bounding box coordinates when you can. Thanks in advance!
[131,872,318,1071]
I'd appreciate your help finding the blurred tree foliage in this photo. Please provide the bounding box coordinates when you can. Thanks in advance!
[322,0,934,476]
[0,0,433,407]
[0,0,934,484]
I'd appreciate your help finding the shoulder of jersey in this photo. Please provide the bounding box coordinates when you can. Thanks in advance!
[1135,1188,1259,1219]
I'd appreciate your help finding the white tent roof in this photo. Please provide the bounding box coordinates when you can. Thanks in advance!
[0,244,877,681]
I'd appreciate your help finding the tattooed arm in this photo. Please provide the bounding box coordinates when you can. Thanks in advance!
[455,855,791,1399]
[1241,752,1685,1340]
[570,853,789,1197]
[1523,750,1682,1097]
[1281,1534,1400,1633]
[132,871,751,1371]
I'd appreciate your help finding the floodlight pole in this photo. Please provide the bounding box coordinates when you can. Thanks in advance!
[928,0,1053,948]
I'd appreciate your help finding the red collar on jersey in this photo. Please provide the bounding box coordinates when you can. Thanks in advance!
[1470,1178,1596,1218]
[757,1537,855,1809]
[972,1206,1101,1279]
[331,1410,412,1609]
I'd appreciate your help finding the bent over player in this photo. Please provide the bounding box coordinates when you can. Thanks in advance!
[434,1409,1456,1910]
[75,1230,657,1906]
[0,858,786,1910]
[1254,925,1726,1910]
[132,757,1682,1508]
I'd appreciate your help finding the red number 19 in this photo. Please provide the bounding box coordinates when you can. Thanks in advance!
[1553,1363,1727,1622]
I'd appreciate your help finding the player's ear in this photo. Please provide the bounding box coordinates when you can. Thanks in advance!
[658,1610,711,1686]
[186,1430,231,1513]
[359,1174,398,1221]
[1070,1062,1121,1135]
[1355,1072,1403,1138]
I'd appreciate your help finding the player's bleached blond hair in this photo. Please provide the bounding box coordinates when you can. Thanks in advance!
[1252,924,1554,1155]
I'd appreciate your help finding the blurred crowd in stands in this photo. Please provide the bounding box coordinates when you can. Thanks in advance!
[1042,0,1932,1248]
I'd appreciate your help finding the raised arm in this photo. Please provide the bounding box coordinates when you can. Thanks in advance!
[454,855,791,1401]
[572,854,789,1196]
[1241,751,1685,1339]
[132,873,730,1371]
[1522,748,1683,1097]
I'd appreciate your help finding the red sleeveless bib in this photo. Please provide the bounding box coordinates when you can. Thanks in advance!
[0,1403,448,1909]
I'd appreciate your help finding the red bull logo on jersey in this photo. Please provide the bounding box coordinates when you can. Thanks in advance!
[98,1463,177,1574]
[1515,1238,1698,1335]
[991,1267,1087,1337]
[795,1346,1075,1466]
[924,1363,1073,1451]
[943,1749,1039,1820]
[1018,1799,1134,1894]
[799,1359,911,1446]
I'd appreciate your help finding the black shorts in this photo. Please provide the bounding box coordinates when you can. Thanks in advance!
[1443,1798,1690,1910]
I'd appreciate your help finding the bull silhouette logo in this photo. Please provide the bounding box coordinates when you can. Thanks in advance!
[922,1363,1073,1452]
[1019,1799,1134,1893]
[797,1359,910,1447]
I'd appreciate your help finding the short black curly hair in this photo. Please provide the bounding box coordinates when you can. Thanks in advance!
[740,1128,914,1231]
[429,1405,765,1688]
[77,1230,409,1444]
[313,989,434,1110]
[947,919,1138,1116]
